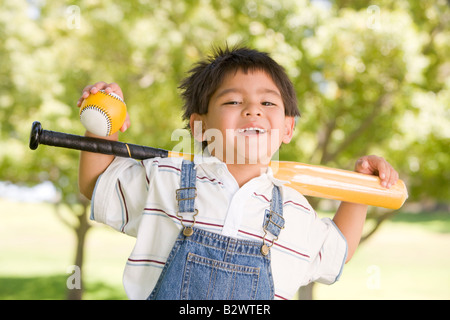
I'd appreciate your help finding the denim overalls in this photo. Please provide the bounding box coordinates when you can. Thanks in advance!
[148,160,285,300]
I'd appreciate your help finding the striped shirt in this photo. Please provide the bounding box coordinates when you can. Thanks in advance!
[91,155,347,300]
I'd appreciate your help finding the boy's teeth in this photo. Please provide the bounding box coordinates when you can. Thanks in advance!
[238,127,266,133]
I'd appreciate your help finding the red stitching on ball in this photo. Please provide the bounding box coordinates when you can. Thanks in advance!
[80,105,112,135]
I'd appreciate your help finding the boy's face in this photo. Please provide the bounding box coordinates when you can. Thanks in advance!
[190,69,295,165]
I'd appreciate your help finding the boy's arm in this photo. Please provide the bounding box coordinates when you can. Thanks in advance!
[333,155,399,263]
[77,82,129,199]
[78,131,117,199]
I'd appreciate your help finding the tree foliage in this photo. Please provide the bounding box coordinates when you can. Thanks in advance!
[1,0,449,202]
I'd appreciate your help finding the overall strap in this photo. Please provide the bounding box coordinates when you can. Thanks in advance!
[176,160,197,213]
[175,160,198,236]
[261,185,284,256]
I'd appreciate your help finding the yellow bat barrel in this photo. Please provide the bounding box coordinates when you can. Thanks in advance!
[166,153,408,209]
[271,161,408,210]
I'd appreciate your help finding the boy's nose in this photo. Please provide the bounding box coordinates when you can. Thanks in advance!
[245,110,262,117]
[242,103,262,117]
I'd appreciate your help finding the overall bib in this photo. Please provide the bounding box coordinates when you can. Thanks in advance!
[148,160,284,300]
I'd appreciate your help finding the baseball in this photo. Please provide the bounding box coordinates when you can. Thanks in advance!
[79,90,127,136]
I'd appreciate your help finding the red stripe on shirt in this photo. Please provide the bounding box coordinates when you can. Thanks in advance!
[140,160,150,185]
[144,208,224,229]
[238,229,310,259]
[283,200,310,212]
[128,258,165,266]
[197,175,223,186]
[118,180,129,233]
[253,192,270,202]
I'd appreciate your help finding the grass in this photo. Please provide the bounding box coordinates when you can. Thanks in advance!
[0,199,134,300]
[315,211,450,300]
[0,199,449,300]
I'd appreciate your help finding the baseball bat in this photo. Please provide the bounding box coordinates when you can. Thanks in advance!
[29,121,408,209]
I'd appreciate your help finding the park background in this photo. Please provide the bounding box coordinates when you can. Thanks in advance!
[0,0,449,300]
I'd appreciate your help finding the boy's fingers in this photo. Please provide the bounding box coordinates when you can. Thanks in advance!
[78,82,123,106]
[380,166,390,188]
[355,155,399,189]
[93,81,107,90]
[105,82,124,100]
[377,159,399,189]
[120,113,130,132]
[372,157,389,187]
[88,81,108,95]
[386,164,399,189]
[90,86,100,94]
[81,85,94,97]
[355,156,372,174]
[77,85,94,107]
[104,82,117,92]
[377,158,387,180]
[355,157,364,170]
[92,82,124,100]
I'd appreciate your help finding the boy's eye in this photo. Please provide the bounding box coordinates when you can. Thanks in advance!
[262,101,276,106]
[224,101,241,105]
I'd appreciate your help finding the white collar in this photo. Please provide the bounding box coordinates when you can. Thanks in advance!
[193,153,289,187]
[266,166,289,186]
[193,152,223,166]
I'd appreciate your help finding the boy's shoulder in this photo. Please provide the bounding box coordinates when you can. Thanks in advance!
[281,184,315,214]
[142,155,185,167]
[139,156,186,177]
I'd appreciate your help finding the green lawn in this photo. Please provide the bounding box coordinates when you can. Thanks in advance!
[315,211,450,300]
[0,199,134,300]
[1,199,449,300]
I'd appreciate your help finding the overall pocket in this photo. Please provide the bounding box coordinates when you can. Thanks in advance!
[181,252,260,300]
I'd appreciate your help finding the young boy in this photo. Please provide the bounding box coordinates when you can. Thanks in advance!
[77,46,398,300]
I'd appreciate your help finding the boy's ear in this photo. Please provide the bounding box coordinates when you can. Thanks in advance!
[189,113,205,142]
[282,116,295,144]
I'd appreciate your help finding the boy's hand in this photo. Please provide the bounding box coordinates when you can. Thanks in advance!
[76,81,130,133]
[355,155,399,189]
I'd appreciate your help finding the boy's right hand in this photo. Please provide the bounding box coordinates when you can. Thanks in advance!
[76,81,130,133]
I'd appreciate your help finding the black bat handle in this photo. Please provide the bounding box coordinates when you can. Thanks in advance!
[29,121,169,160]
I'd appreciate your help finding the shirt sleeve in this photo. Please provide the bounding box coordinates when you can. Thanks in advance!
[90,157,149,237]
[308,218,348,285]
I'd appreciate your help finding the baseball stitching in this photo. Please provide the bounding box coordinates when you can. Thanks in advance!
[80,105,112,136]
[99,90,125,104]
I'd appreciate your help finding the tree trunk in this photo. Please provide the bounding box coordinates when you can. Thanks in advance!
[66,202,91,300]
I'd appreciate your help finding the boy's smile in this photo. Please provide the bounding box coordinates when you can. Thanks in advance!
[190,69,295,166]
[236,127,267,135]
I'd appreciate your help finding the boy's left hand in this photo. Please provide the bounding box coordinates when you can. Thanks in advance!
[355,155,399,189]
